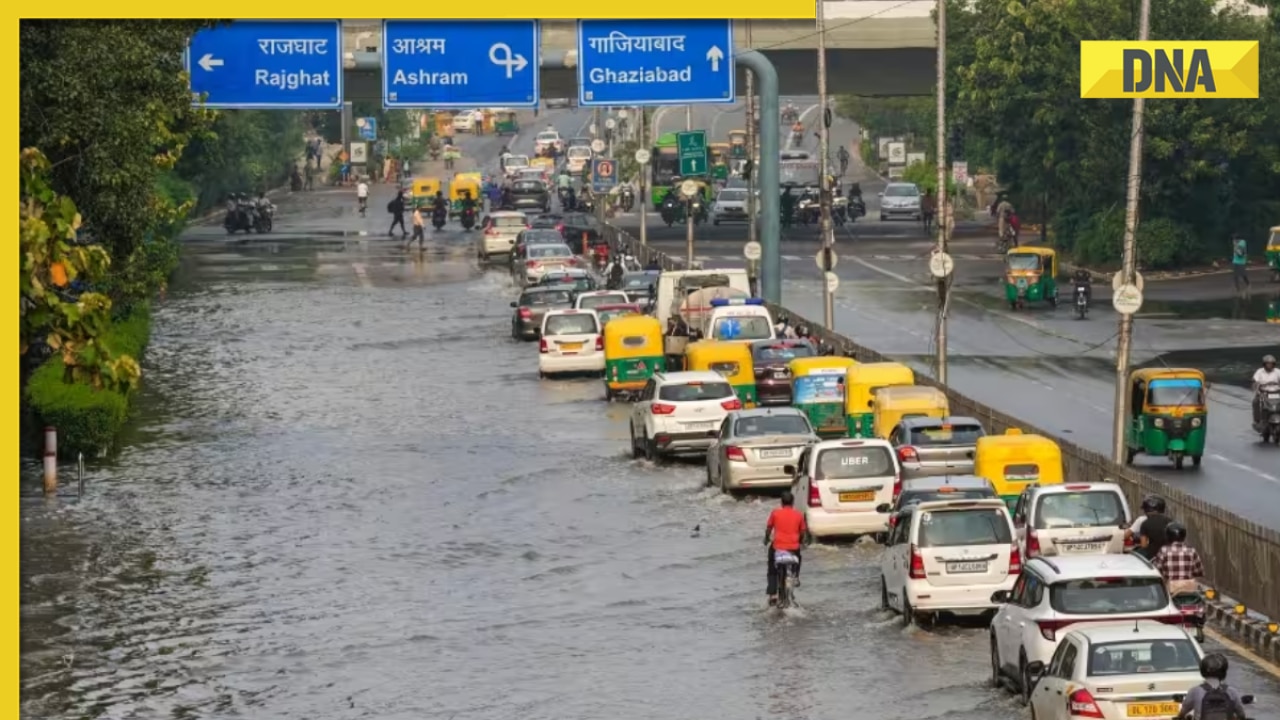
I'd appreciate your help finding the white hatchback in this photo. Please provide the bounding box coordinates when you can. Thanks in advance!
[575,290,631,311]
[880,498,1020,626]
[523,243,579,285]
[539,309,604,378]
[788,438,900,540]
[451,112,476,132]
[629,371,742,461]
[1013,482,1133,559]
[479,211,529,261]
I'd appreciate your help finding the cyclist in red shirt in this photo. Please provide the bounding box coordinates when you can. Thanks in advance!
[763,490,810,606]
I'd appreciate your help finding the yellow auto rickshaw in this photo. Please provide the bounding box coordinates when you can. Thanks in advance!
[1004,246,1059,310]
[412,177,442,210]
[973,429,1064,508]
[685,340,756,405]
[449,176,482,216]
[790,356,858,437]
[844,362,916,438]
[728,129,747,159]
[603,315,665,401]
[1267,226,1279,282]
[870,385,949,440]
[1124,368,1208,469]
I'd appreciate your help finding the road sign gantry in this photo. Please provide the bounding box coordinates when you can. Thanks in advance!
[186,20,343,109]
[576,19,735,106]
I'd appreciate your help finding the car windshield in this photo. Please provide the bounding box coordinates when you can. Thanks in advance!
[522,231,562,245]
[544,314,599,336]
[503,156,529,167]
[1007,254,1042,271]
[753,343,815,363]
[916,508,1012,548]
[734,414,811,436]
[537,132,558,142]
[815,446,894,480]
[658,382,734,402]
[598,308,638,324]
[530,245,572,258]
[546,276,593,290]
[1050,576,1169,615]
[908,423,985,446]
[520,290,571,306]
[710,316,773,341]
[567,147,592,159]
[898,488,995,508]
[1087,639,1201,677]
[885,185,919,197]
[579,294,627,309]
[623,275,656,290]
[1034,491,1126,529]
[1147,380,1204,407]
[566,214,600,228]
[718,190,747,202]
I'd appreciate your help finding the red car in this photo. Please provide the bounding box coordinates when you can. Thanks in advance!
[749,339,818,405]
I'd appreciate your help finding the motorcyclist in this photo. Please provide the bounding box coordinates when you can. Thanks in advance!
[836,145,850,176]
[1130,495,1172,561]
[1072,268,1093,304]
[995,195,1016,245]
[794,324,819,346]
[780,188,796,228]
[431,191,448,227]
[608,257,625,288]
[763,489,809,606]
[1252,354,1280,426]
[1174,653,1250,720]
[1153,522,1203,596]
[790,121,804,145]
[774,315,797,339]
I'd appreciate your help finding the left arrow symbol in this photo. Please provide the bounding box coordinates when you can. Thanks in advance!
[197,53,224,72]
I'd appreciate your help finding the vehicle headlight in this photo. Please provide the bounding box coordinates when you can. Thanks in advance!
[1191,417,1202,428]
[1154,418,1165,428]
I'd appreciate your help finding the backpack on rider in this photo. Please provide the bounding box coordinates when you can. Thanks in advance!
[1199,684,1241,720]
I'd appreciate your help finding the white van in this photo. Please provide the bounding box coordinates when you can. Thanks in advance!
[702,298,775,342]
[654,269,752,328]
[787,438,900,540]
[1012,482,1132,558]
[539,309,604,378]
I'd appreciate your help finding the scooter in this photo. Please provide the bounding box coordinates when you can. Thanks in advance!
[620,186,635,212]
[431,208,447,231]
[661,197,682,226]
[460,207,476,231]
[1073,281,1090,320]
[223,203,255,235]
[1171,591,1206,643]
[1253,384,1280,444]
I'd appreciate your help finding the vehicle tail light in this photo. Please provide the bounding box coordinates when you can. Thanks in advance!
[538,338,549,354]
[1067,688,1104,718]
[651,403,677,415]
[897,446,919,463]
[568,257,580,266]
[1123,528,1135,550]
[595,336,603,351]
[1009,544,1022,575]
[721,398,743,411]
[1026,530,1041,558]
[888,514,899,528]
[892,473,902,500]
[909,545,927,579]
[485,226,499,236]
[808,483,821,508]
[518,308,532,319]
[527,260,541,268]
[726,446,747,462]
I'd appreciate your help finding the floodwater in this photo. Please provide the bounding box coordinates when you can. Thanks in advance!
[20,180,1280,720]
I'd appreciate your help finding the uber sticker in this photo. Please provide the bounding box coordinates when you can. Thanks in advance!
[841,455,870,465]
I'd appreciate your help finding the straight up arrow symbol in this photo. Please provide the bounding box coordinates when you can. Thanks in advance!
[706,46,724,72]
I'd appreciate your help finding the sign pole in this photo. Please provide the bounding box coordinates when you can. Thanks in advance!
[686,204,696,265]
[934,0,950,385]
[1112,0,1152,464]
[639,112,648,247]
[816,0,836,330]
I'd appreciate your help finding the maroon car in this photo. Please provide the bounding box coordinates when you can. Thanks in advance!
[750,339,818,405]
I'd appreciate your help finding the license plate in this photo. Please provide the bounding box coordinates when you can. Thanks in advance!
[946,561,988,574]
[561,342,583,351]
[1061,542,1106,553]
[759,449,792,459]
[1126,702,1180,717]
[773,371,788,379]
[838,491,875,503]
[686,422,715,430]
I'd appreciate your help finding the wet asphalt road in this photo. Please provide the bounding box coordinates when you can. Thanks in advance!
[18,110,1280,719]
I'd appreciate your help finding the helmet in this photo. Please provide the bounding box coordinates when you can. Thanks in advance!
[1165,522,1187,543]
[1264,354,1276,365]
[796,324,810,337]
[1199,653,1229,680]
[1141,495,1167,513]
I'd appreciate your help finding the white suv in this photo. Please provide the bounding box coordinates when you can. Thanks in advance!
[629,371,742,462]
[539,309,604,378]
[478,211,529,261]
[880,498,1020,627]
[989,554,1182,705]
[1013,483,1133,559]
[787,438,900,540]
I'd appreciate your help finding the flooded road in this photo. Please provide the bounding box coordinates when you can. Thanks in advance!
[20,114,1280,719]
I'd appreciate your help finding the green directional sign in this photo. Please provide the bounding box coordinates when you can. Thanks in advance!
[677,130,708,177]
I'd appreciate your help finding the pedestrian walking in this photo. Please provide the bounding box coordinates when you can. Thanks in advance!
[388,190,407,238]
[1232,234,1251,295]
[304,164,315,191]
[410,206,426,248]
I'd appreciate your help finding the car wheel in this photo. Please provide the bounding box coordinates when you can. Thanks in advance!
[605,387,614,402]
[900,589,913,627]
[629,425,644,460]
[879,576,890,611]
[705,465,714,487]
[645,437,660,463]
[989,636,1004,690]
[713,219,720,226]
[1019,652,1032,706]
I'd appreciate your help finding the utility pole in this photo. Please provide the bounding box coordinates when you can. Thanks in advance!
[816,0,835,328]
[639,108,648,246]
[686,105,692,131]
[593,107,601,138]
[746,70,758,278]
[934,0,950,384]
[1112,0,1151,464]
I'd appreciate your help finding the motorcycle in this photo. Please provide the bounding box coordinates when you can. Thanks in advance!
[254,202,275,233]
[431,208,447,231]
[579,195,596,213]
[790,130,804,148]
[558,187,574,210]
[1073,281,1090,320]
[1254,383,1280,444]
[797,197,820,226]
[1171,591,1207,643]
[593,246,609,272]
[661,197,682,226]
[223,202,255,235]
[620,186,635,213]
[832,197,849,226]
[460,207,476,231]
[996,224,1017,253]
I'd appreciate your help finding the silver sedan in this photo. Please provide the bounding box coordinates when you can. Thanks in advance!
[706,407,820,496]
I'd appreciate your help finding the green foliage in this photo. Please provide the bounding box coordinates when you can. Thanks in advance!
[900,161,958,197]
[26,305,152,459]
[174,109,306,214]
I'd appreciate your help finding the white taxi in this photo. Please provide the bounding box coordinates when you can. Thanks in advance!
[538,309,604,378]
[1012,482,1132,559]
[574,290,630,311]
[565,145,593,173]
[787,438,900,539]
[501,154,531,177]
[534,129,563,154]
[478,211,529,261]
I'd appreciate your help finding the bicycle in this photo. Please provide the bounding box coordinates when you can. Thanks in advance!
[774,550,801,609]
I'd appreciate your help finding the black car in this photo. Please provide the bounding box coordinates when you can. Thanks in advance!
[510,286,574,341]
[529,213,564,231]
[538,269,598,293]
[508,180,550,212]
[618,271,660,304]
[560,212,603,247]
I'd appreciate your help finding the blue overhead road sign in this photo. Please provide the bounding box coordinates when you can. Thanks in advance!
[186,20,343,109]
[576,19,734,107]
[383,20,540,108]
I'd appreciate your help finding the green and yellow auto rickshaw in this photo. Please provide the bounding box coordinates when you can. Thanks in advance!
[494,111,519,136]
[685,340,756,406]
[844,362,916,438]
[728,130,747,159]
[1124,368,1208,470]
[1004,246,1059,310]
[710,143,730,181]
[1267,226,1279,282]
[603,315,665,401]
[1268,296,1279,324]
[411,177,442,210]
[790,356,858,438]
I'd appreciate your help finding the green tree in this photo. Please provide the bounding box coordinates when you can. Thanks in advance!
[174,110,306,211]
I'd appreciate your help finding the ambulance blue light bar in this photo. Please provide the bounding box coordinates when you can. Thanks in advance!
[709,298,765,307]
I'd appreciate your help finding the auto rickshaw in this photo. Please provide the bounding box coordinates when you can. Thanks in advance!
[412,177,442,210]
[494,110,519,136]
[870,385,949,440]
[531,157,555,175]
[790,356,858,437]
[844,362,916,438]
[709,143,730,181]
[603,315,665,401]
[973,429,1064,508]
[1268,295,1279,324]
[1267,226,1279,282]
[1004,246,1059,309]
[685,340,756,406]
[449,175,482,216]
[1124,368,1208,470]
[728,130,747,159]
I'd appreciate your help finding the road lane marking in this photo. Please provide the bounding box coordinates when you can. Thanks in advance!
[1208,454,1280,486]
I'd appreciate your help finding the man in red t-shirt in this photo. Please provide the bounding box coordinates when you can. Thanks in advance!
[764,490,810,605]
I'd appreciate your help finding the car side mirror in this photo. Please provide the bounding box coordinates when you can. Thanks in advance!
[783,465,796,476]
[1025,660,1046,678]
[990,590,1010,603]
[510,301,518,308]
[876,503,891,513]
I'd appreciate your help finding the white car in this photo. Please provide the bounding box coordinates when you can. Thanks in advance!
[881,498,1020,626]
[706,407,818,495]
[1012,482,1133,559]
[1025,622,1214,720]
[478,211,529,261]
[788,438,900,540]
[501,154,531,177]
[538,309,604,378]
[711,188,754,225]
[565,146,593,173]
[990,554,1182,705]
[535,130,563,154]
[452,112,476,132]
[574,290,630,310]
[878,182,922,221]
[522,243,579,285]
[629,371,742,461]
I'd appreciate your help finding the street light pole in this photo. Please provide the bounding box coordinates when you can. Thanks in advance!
[817,0,836,329]
[934,0,950,384]
[639,108,648,246]
[1112,0,1152,464]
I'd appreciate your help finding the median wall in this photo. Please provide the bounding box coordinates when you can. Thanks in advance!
[603,223,1280,634]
